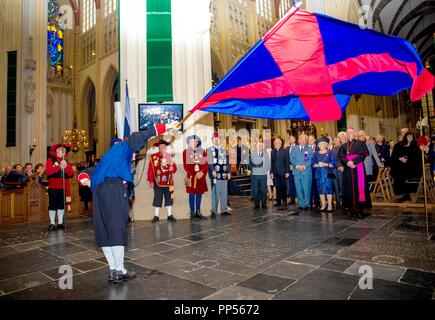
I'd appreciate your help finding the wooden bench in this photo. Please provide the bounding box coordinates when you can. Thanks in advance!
[0,174,88,225]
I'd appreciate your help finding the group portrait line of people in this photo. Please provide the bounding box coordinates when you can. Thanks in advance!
[31,120,432,284]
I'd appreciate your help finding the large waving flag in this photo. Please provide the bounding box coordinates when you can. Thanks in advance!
[191,7,434,122]
[124,81,132,139]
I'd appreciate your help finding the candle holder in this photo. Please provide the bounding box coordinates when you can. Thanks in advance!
[29,142,37,160]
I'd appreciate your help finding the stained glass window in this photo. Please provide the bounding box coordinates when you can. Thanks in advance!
[48,0,64,73]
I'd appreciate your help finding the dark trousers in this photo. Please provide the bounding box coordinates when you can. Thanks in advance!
[287,172,296,203]
[311,170,320,207]
[188,193,202,212]
[274,174,288,206]
[48,189,65,210]
[153,185,173,208]
[251,175,267,207]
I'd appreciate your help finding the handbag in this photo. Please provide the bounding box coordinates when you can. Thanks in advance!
[327,169,336,180]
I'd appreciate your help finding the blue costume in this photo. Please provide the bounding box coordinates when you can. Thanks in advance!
[313,151,334,195]
[290,145,313,209]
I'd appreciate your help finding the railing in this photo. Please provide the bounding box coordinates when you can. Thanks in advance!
[0,174,89,225]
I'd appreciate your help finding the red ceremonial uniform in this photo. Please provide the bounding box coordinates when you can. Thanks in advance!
[45,155,74,191]
[183,148,208,194]
[147,151,177,187]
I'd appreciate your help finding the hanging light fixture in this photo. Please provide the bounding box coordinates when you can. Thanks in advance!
[63,129,89,152]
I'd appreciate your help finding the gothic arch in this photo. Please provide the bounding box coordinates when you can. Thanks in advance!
[102,64,118,143]
[81,77,97,154]
[211,49,225,83]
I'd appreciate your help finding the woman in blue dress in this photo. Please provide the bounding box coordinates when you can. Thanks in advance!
[313,136,335,212]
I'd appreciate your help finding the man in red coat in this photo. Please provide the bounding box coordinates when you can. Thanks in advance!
[45,144,75,231]
[183,135,208,220]
[148,139,177,223]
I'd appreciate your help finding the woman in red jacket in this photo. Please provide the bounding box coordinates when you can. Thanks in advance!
[183,135,208,220]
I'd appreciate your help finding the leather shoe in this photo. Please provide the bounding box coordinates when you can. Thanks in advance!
[194,211,207,220]
[211,213,217,219]
[221,212,232,216]
[108,270,116,282]
[48,224,57,232]
[57,223,65,230]
[167,215,177,223]
[151,216,160,224]
[113,271,137,284]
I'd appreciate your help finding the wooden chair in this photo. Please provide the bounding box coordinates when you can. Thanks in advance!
[370,167,387,202]
[413,166,435,204]
[382,167,394,201]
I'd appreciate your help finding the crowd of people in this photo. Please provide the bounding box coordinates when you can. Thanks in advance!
[0,162,46,188]
[257,127,435,217]
[1,122,434,285]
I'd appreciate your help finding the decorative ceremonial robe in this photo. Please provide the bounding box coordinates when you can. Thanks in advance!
[338,139,371,211]
[183,148,208,194]
[147,151,177,189]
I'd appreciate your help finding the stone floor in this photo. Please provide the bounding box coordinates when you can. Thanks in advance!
[0,197,434,300]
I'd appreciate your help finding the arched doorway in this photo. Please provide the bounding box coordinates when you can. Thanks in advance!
[103,66,118,145]
[82,79,97,156]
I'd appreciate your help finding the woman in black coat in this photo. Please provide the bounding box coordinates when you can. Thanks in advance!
[390,132,422,201]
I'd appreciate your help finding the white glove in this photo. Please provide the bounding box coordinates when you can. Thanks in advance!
[80,178,91,188]
[165,121,180,133]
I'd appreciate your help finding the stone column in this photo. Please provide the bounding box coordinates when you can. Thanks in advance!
[126,0,214,220]
[20,0,47,165]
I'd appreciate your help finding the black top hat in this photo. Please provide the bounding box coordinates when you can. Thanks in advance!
[154,139,170,147]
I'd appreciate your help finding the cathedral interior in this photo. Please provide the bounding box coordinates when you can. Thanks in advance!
[0,0,434,167]
[0,0,434,302]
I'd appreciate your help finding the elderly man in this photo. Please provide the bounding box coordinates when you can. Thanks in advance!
[375,135,390,167]
[335,132,347,207]
[291,134,313,211]
[250,140,271,209]
[46,144,74,231]
[208,132,231,218]
[271,137,290,211]
[338,128,371,218]
[358,130,383,182]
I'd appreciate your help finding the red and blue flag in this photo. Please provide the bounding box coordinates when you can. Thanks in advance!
[192,7,434,121]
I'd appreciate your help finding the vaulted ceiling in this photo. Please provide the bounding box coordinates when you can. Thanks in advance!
[359,0,434,63]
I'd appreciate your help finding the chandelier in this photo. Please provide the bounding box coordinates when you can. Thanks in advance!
[63,129,89,152]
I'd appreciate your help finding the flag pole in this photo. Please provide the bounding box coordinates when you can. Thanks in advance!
[418,115,430,240]
[176,110,194,129]
[421,145,429,240]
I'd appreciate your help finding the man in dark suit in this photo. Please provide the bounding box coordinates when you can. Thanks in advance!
[271,137,290,211]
